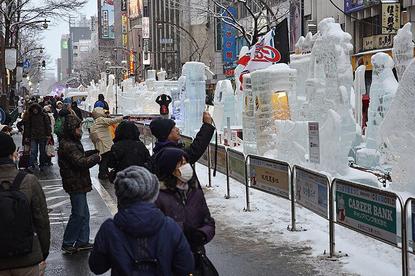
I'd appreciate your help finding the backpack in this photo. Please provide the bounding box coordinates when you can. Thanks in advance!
[0,171,34,258]
[54,116,64,137]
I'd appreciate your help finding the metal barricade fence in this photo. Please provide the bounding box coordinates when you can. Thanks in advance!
[194,147,411,275]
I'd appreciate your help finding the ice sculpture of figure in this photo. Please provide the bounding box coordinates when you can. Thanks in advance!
[181,62,206,137]
[251,64,296,155]
[353,65,366,128]
[213,80,236,131]
[379,59,415,193]
[392,23,413,81]
[299,18,357,174]
[241,74,257,155]
[366,53,398,150]
[157,69,167,81]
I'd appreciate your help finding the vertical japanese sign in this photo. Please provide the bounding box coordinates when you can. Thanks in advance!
[101,0,115,39]
[335,180,398,245]
[289,0,302,52]
[308,122,320,164]
[121,0,127,11]
[129,50,135,76]
[295,168,328,218]
[249,157,289,199]
[222,7,237,78]
[122,13,128,47]
[382,3,400,34]
[142,17,150,39]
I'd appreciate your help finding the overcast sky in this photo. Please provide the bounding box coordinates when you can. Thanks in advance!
[40,0,97,71]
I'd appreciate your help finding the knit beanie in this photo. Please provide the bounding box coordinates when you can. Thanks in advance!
[0,132,16,158]
[114,166,160,207]
[154,148,189,179]
[149,118,176,141]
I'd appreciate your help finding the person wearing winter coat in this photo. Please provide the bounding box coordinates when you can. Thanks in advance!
[153,147,215,274]
[108,121,150,181]
[0,133,50,275]
[71,101,83,121]
[43,105,55,166]
[90,107,124,180]
[24,103,52,169]
[93,94,109,110]
[149,111,214,169]
[58,114,101,254]
[89,166,194,276]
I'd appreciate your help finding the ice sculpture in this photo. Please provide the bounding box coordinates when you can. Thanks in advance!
[365,53,398,150]
[251,64,296,155]
[213,80,236,131]
[392,23,413,81]
[241,74,257,155]
[379,59,415,193]
[264,120,308,166]
[181,62,206,137]
[298,18,358,175]
[352,65,366,127]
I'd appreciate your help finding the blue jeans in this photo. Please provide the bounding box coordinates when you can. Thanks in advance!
[29,138,47,167]
[63,192,90,247]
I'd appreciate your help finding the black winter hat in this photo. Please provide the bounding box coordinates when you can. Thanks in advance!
[154,148,188,179]
[0,132,16,158]
[113,121,140,143]
[149,118,176,141]
[63,114,82,139]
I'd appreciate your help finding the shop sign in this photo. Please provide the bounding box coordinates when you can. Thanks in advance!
[382,3,400,34]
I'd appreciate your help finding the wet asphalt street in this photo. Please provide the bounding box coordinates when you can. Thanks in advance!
[26,135,344,276]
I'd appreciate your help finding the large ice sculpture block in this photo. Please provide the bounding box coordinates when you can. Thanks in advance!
[241,74,257,155]
[393,23,413,81]
[251,64,296,155]
[379,59,415,193]
[366,53,398,150]
[213,80,236,131]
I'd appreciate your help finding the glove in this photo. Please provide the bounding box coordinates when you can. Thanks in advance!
[183,225,206,246]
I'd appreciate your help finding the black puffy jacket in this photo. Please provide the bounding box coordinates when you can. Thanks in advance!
[108,121,150,174]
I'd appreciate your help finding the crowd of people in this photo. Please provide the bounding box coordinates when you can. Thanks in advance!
[0,93,218,275]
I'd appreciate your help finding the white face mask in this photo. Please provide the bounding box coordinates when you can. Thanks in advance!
[177,163,193,183]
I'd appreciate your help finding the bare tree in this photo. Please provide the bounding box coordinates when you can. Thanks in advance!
[0,0,88,48]
[73,49,105,86]
[170,0,289,47]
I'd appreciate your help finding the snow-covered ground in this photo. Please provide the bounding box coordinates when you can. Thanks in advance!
[196,163,415,275]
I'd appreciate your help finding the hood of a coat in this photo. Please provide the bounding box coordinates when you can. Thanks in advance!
[114,202,165,238]
[92,107,107,119]
[63,114,81,140]
[113,121,140,143]
[29,103,43,115]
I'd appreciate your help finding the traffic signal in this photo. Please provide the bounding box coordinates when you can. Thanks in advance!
[41,60,46,68]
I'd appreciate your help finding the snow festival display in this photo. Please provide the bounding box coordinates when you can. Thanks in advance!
[356,53,398,168]
[392,23,413,81]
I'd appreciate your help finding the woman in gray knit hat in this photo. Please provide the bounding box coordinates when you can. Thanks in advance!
[89,166,194,276]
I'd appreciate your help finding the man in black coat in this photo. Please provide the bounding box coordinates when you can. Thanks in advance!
[149,112,215,165]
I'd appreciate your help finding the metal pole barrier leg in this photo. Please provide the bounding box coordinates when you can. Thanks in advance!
[207,148,212,188]
[329,181,335,258]
[225,151,230,199]
[289,167,296,231]
[244,156,250,212]
[402,200,409,276]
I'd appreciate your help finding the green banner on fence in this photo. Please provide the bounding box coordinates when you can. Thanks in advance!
[335,181,397,245]
[209,144,227,175]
